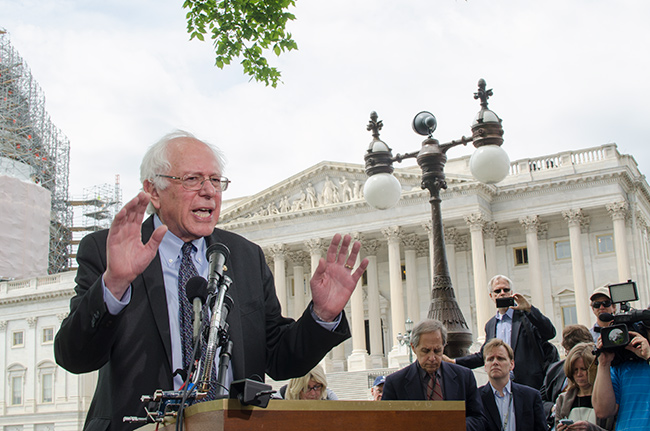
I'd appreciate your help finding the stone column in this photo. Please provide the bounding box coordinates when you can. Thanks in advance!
[402,233,421,323]
[423,220,434,285]
[289,250,308,318]
[268,244,288,314]
[443,226,459,291]
[347,234,371,371]
[607,201,631,282]
[382,225,407,367]
[562,209,591,326]
[465,213,490,342]
[363,239,384,368]
[483,222,500,279]
[519,215,546,313]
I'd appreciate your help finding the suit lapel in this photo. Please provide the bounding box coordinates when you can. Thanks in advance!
[481,385,502,430]
[439,362,458,400]
[511,311,522,350]
[486,317,497,339]
[404,362,425,400]
[140,216,173,370]
[512,383,525,430]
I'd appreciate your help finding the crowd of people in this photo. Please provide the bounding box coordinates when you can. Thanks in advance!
[54,130,650,431]
[282,275,650,431]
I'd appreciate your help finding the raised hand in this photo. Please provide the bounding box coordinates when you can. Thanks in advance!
[103,192,167,299]
[310,234,369,322]
[512,293,532,312]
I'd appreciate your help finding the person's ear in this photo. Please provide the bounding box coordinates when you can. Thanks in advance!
[144,179,161,211]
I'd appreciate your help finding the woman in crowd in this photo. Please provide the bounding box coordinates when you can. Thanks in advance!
[284,364,338,400]
[555,342,615,430]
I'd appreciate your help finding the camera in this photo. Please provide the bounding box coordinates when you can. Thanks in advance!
[496,297,515,308]
[598,281,650,362]
[559,419,574,426]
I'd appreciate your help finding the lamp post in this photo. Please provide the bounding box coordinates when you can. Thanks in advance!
[396,318,414,362]
[363,79,509,357]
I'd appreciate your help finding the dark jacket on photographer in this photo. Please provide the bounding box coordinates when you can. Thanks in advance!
[456,306,557,389]
[555,386,615,430]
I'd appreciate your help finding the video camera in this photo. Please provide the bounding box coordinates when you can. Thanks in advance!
[598,280,650,362]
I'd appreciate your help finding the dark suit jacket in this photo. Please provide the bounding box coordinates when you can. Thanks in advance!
[540,359,566,423]
[480,381,546,431]
[381,361,487,431]
[455,307,556,389]
[54,216,350,431]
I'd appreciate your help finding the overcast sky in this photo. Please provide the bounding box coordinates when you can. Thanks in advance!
[2,0,649,206]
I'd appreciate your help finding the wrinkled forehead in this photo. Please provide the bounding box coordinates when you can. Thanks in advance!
[167,138,221,172]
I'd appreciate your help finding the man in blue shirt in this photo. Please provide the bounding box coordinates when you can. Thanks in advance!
[593,329,650,430]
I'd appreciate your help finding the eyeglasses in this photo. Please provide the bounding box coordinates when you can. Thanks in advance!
[156,174,230,191]
[303,384,323,393]
[492,288,511,294]
[592,300,613,308]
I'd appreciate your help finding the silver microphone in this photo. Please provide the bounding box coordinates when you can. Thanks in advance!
[198,275,233,393]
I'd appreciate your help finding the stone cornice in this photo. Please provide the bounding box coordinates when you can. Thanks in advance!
[492,169,640,202]
[0,288,74,306]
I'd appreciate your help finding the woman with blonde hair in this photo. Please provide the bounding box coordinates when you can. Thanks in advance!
[284,364,338,400]
[555,342,615,430]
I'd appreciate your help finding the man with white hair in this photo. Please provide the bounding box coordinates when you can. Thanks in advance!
[54,131,368,430]
[448,274,557,390]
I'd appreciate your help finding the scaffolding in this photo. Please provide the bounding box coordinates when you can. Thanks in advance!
[0,28,72,274]
[68,176,122,269]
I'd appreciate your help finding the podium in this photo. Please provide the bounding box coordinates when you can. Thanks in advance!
[136,399,466,431]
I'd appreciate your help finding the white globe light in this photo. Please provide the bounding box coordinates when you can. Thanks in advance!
[363,173,402,210]
[469,145,510,184]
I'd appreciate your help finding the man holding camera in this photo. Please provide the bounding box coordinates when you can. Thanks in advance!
[447,275,557,389]
[593,327,650,429]
[590,285,617,343]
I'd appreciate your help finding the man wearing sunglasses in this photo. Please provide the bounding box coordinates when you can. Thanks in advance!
[448,274,557,390]
[589,285,616,343]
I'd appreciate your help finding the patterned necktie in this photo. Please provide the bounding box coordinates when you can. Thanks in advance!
[178,242,199,372]
[179,242,218,401]
[427,373,443,400]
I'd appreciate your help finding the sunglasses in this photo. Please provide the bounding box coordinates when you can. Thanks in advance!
[492,288,511,294]
[591,300,613,308]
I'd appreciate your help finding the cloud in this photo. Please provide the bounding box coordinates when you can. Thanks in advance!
[2,0,649,205]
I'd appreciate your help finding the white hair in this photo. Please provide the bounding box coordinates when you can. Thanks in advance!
[487,274,514,293]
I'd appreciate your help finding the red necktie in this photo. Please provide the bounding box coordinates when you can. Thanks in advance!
[427,374,443,400]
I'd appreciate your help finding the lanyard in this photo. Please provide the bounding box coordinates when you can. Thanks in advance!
[500,390,513,431]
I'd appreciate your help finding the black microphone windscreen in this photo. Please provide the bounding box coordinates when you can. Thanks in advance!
[186,276,208,303]
[207,242,230,262]
[599,312,614,322]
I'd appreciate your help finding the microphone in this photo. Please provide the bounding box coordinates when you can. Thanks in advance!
[600,313,614,322]
[199,275,234,394]
[206,243,230,293]
[185,276,208,342]
[600,310,650,324]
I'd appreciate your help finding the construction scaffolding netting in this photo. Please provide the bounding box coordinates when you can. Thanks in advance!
[0,28,72,274]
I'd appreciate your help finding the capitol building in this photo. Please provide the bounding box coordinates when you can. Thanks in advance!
[2,143,650,430]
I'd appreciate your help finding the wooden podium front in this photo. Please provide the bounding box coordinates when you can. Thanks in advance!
[137,399,465,431]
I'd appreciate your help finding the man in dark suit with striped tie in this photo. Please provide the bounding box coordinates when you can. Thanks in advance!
[381,319,487,431]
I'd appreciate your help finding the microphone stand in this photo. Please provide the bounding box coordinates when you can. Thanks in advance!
[199,275,234,396]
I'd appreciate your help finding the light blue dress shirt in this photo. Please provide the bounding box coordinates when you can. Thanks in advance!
[490,380,516,431]
[495,308,514,346]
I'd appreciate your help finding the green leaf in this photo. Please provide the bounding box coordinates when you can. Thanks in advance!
[183,0,297,87]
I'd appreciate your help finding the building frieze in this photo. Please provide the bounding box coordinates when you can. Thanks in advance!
[0,288,74,306]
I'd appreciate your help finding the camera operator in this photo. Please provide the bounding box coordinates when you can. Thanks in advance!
[592,328,650,429]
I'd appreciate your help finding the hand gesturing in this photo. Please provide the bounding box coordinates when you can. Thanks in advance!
[310,234,369,322]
